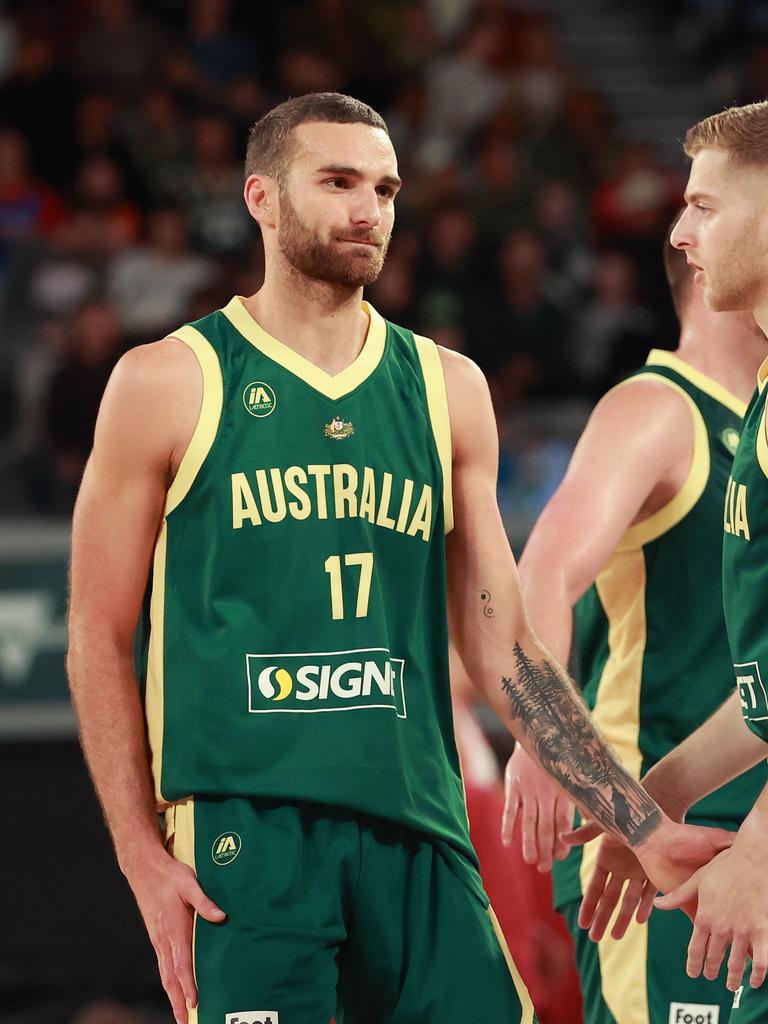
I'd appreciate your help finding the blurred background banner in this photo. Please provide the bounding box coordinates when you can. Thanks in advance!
[2,0,767,1020]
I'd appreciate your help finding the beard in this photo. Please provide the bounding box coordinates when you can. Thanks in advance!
[277,187,390,288]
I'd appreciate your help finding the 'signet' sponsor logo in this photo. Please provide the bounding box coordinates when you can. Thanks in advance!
[246,648,406,718]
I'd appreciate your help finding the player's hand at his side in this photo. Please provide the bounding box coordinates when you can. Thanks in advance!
[655,821,768,993]
[577,834,657,942]
[126,851,226,1024]
[502,744,575,871]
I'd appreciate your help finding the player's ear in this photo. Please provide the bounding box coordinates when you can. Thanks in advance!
[244,173,278,230]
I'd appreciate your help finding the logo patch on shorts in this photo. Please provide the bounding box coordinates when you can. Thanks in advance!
[669,1003,719,1024]
[225,1013,278,1024]
[211,831,242,865]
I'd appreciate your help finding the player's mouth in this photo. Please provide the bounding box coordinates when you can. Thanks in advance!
[338,237,382,248]
[686,257,705,282]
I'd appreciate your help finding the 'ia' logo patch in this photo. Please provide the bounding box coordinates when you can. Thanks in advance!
[324,416,355,440]
[243,382,276,418]
[212,831,243,865]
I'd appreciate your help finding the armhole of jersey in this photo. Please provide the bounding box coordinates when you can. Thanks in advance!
[164,324,224,517]
[755,399,768,479]
[613,372,710,552]
[414,334,454,534]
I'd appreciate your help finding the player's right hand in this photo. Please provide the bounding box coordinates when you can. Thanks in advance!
[502,743,575,871]
[125,851,226,1024]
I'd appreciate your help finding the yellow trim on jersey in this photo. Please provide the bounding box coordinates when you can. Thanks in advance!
[579,548,649,1022]
[165,325,224,516]
[170,800,198,1024]
[414,336,454,534]
[614,373,710,552]
[487,907,535,1023]
[756,400,768,478]
[756,354,768,394]
[646,348,747,417]
[145,522,168,804]
[220,296,387,401]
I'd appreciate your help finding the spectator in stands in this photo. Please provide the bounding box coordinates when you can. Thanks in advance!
[43,299,124,511]
[467,228,569,398]
[0,128,66,280]
[72,155,142,249]
[108,206,215,342]
[470,133,530,241]
[69,0,167,95]
[533,180,593,304]
[119,88,192,206]
[179,115,253,258]
[569,249,655,397]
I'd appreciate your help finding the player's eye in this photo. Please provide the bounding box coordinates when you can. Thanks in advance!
[377,185,395,198]
[326,178,349,189]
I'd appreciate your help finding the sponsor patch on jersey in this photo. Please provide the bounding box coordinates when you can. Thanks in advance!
[243,381,276,418]
[246,647,406,718]
[324,416,355,439]
[211,831,242,865]
[721,426,740,455]
[225,1012,278,1024]
[668,1004,719,1024]
[734,660,768,723]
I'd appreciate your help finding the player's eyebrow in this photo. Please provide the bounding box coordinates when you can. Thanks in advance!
[316,164,402,189]
[684,189,717,205]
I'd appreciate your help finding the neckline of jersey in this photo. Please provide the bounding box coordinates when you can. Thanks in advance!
[646,348,747,418]
[220,295,387,401]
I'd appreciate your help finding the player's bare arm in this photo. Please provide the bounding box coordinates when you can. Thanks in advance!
[441,348,680,861]
[502,379,696,868]
[68,339,224,1024]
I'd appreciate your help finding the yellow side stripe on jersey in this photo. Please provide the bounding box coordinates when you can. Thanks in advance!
[146,520,168,806]
[581,547,649,1024]
[414,335,454,534]
[487,907,536,1024]
[165,324,225,516]
[613,373,710,552]
[169,800,198,1024]
[755,400,768,480]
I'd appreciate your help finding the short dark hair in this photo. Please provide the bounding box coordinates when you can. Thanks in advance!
[663,210,694,318]
[684,100,768,166]
[245,92,389,181]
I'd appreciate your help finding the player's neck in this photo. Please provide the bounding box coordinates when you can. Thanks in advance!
[243,265,370,377]
[676,320,767,404]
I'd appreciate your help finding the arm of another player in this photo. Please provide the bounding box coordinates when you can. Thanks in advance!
[573,689,767,940]
[68,339,225,1024]
[440,348,695,881]
[656,781,768,993]
[504,379,695,870]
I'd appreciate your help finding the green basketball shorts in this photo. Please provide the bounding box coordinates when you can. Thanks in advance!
[165,797,536,1024]
[729,975,767,1022]
[560,898,732,1024]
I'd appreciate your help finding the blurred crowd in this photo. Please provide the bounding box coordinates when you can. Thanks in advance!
[0,0,764,518]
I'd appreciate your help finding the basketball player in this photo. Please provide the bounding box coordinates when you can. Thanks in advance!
[560,100,768,1022]
[501,225,768,1023]
[67,93,718,1024]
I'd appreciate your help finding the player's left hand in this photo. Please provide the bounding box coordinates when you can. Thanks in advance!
[655,829,768,993]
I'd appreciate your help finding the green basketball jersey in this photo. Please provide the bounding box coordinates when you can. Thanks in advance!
[723,356,768,743]
[553,349,768,909]
[138,296,482,893]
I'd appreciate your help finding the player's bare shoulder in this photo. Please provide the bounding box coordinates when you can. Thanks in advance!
[434,346,495,463]
[589,372,695,451]
[94,335,202,481]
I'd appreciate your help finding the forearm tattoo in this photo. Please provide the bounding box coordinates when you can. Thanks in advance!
[502,643,661,846]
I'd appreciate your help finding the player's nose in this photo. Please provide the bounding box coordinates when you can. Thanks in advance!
[670,211,693,250]
[350,185,382,227]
